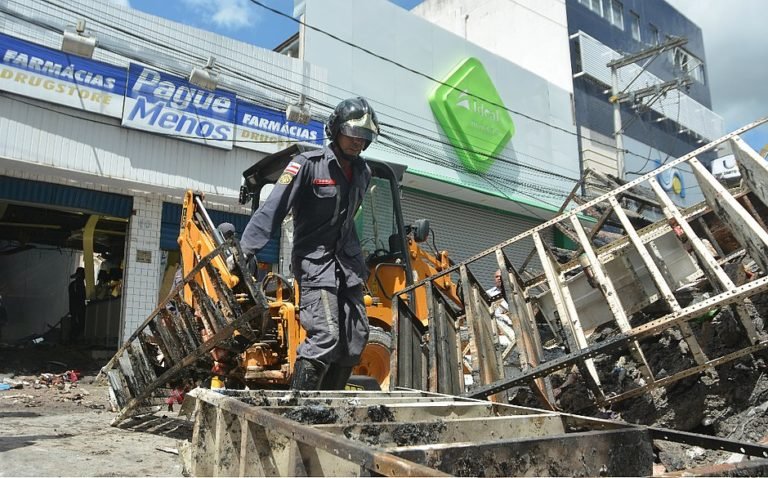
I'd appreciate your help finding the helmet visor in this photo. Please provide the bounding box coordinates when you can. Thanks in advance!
[338,113,379,143]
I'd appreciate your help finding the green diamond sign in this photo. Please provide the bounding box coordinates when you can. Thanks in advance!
[429,57,515,173]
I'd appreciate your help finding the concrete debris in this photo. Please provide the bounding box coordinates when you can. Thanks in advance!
[0,393,34,400]
[155,446,179,455]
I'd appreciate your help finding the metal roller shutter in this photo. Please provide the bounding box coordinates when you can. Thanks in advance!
[401,189,553,290]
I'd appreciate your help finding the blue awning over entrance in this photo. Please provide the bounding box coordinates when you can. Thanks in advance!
[0,176,133,217]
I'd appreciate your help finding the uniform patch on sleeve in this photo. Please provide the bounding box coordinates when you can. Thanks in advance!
[277,173,294,185]
[284,161,302,176]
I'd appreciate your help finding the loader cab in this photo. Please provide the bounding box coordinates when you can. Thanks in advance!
[240,144,413,294]
[241,144,416,387]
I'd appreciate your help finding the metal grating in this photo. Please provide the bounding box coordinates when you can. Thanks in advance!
[394,118,768,410]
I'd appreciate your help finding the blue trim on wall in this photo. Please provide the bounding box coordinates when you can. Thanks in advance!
[0,176,133,217]
[160,202,280,263]
[566,0,716,164]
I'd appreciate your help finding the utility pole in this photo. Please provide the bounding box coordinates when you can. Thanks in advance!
[610,68,625,181]
[607,37,689,181]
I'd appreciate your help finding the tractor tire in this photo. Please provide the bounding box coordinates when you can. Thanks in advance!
[353,326,392,389]
[369,326,392,349]
[347,375,381,391]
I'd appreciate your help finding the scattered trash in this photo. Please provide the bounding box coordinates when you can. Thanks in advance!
[1,378,24,389]
[0,393,34,400]
[38,370,82,386]
[165,386,189,411]
[0,383,11,391]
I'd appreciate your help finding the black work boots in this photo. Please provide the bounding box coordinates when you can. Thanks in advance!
[290,359,353,390]
[320,365,353,390]
[290,358,327,390]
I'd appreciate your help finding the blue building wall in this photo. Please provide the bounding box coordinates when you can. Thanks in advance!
[566,0,715,160]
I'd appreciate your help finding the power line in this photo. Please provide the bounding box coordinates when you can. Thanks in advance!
[37,0,586,178]
[382,125,579,182]
[5,0,681,200]
[245,0,652,160]
[16,1,299,107]
[28,0,664,179]
[16,0,583,184]
[0,92,320,145]
[624,94,682,176]
[2,90,572,211]
[378,133,574,200]
[41,0,696,174]
[1,3,584,192]
[0,90,574,202]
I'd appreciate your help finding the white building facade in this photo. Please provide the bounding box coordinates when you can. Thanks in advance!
[0,0,580,344]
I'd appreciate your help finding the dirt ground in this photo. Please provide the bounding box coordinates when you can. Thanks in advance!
[0,345,190,477]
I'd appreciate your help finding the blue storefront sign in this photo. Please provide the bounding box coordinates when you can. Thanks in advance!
[235,99,323,152]
[0,32,126,118]
[122,63,236,150]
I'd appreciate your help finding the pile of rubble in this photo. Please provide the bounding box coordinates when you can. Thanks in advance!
[547,282,768,471]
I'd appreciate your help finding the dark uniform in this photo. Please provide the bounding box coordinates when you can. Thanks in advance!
[68,267,86,341]
[240,145,372,378]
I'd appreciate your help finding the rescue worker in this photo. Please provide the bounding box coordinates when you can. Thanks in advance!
[486,269,510,323]
[240,97,379,390]
[217,222,236,241]
[68,266,87,342]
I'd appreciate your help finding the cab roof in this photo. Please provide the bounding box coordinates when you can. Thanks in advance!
[240,144,406,205]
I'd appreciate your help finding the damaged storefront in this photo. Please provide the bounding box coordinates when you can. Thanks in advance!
[0,177,130,345]
[0,3,319,347]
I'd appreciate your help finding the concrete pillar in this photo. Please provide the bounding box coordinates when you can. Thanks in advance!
[121,195,162,342]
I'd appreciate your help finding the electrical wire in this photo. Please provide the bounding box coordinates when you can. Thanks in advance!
[624,93,682,176]
[145,2,696,173]
[18,1,586,182]
[241,0,700,171]
[28,0,648,167]
[44,0,668,176]
[1,3,583,200]
[0,89,575,206]
[3,1,701,200]
[0,92,321,144]
[378,132,575,202]
[10,1,300,109]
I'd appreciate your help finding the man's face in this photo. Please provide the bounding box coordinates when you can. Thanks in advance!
[336,133,366,157]
[494,271,502,288]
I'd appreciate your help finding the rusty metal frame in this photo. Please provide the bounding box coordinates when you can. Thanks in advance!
[186,387,768,477]
[100,233,270,426]
[391,118,768,411]
[186,388,659,476]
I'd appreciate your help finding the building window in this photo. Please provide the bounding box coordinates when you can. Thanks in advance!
[607,0,624,30]
[672,47,705,84]
[578,0,603,17]
[649,23,660,45]
[630,12,641,41]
